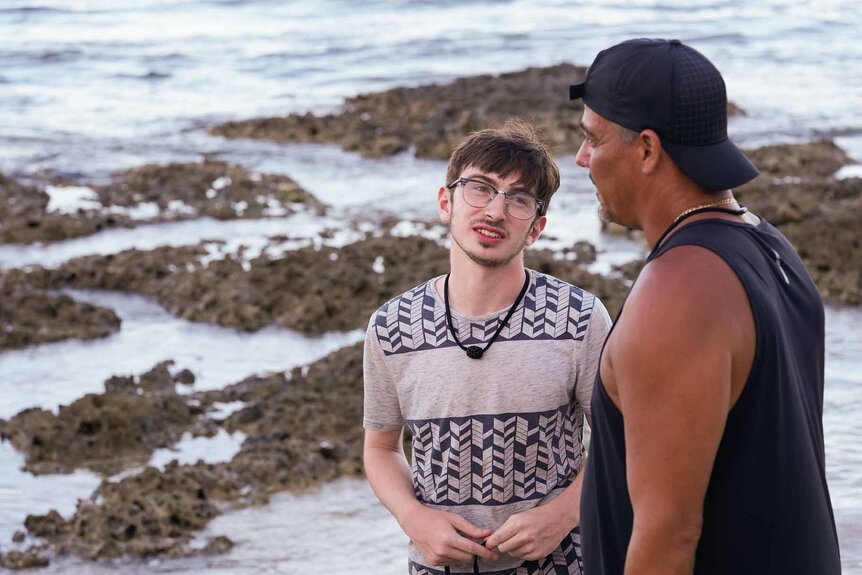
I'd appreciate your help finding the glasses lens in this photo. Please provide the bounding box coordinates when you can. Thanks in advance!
[506,193,538,220]
[461,180,495,208]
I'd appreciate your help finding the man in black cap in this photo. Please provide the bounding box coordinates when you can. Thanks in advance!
[570,38,842,574]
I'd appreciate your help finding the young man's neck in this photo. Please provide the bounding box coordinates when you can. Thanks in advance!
[440,254,528,317]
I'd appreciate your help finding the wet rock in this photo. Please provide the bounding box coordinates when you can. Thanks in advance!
[174,369,196,386]
[744,140,852,179]
[29,233,631,332]
[17,342,369,561]
[93,159,324,221]
[735,142,861,306]
[194,535,234,556]
[0,548,50,570]
[24,511,68,540]
[0,275,120,351]
[211,64,745,160]
[0,172,129,244]
[211,64,588,159]
[1,362,198,475]
[27,462,242,560]
[0,161,323,245]
[12,531,25,544]
[603,142,861,308]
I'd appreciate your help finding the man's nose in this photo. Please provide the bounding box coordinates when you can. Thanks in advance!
[575,140,590,168]
[483,192,507,219]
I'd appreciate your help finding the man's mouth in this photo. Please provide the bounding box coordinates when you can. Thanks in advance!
[473,224,507,242]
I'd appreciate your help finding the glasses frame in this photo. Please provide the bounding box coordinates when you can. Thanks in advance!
[446,177,545,220]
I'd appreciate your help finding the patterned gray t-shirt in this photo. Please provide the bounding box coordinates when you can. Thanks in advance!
[363,269,611,575]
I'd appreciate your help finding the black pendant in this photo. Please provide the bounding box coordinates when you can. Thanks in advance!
[465,346,484,359]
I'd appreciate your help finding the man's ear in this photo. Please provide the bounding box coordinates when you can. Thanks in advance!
[639,129,663,175]
[525,215,547,246]
[437,186,452,224]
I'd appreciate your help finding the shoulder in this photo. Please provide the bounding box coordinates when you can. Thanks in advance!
[529,269,602,314]
[618,245,746,350]
[367,277,437,334]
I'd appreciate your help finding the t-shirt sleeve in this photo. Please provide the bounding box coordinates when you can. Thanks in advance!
[362,313,404,431]
[574,295,612,418]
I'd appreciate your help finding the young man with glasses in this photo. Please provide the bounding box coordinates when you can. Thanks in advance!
[363,119,611,575]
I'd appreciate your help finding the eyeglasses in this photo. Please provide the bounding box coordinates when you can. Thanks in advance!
[446,177,545,220]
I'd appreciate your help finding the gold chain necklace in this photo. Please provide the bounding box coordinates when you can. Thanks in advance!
[670,197,737,226]
[649,196,746,259]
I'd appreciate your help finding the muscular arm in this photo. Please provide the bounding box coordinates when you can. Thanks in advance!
[607,247,752,575]
[364,429,496,565]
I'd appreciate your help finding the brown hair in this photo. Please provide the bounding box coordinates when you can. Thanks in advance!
[446,118,561,216]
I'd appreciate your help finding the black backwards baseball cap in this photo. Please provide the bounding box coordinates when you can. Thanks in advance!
[569,38,759,191]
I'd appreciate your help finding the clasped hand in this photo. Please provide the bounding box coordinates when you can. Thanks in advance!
[403,504,570,566]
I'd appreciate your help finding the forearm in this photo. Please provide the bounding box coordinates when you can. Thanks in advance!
[624,514,700,575]
[364,442,423,526]
[540,458,587,529]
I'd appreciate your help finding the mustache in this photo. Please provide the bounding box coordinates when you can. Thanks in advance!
[470,217,507,232]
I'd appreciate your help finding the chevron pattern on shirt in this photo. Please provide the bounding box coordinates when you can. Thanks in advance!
[408,403,583,507]
[374,272,595,356]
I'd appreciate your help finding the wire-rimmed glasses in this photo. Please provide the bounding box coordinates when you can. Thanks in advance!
[446,178,544,220]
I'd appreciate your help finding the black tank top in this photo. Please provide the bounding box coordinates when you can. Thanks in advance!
[580,217,842,574]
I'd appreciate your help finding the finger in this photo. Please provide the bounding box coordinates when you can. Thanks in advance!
[496,531,530,555]
[449,514,493,539]
[438,547,475,565]
[452,536,498,561]
[485,520,518,550]
[499,537,533,558]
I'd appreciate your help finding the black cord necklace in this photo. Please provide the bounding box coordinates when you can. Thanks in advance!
[443,269,530,359]
[648,204,748,260]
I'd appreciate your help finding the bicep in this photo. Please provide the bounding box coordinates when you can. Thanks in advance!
[613,258,735,527]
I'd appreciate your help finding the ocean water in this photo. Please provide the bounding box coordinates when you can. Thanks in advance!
[0,1,860,573]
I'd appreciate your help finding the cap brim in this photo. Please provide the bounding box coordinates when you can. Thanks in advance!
[569,83,585,100]
[662,138,759,191]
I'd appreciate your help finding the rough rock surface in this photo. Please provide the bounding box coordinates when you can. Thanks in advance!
[92,159,323,221]
[0,173,129,244]
[16,344,368,561]
[0,278,120,351]
[211,64,589,159]
[735,141,860,305]
[0,547,50,570]
[24,463,241,560]
[0,362,200,475]
[210,63,745,160]
[20,235,630,334]
[0,161,321,245]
